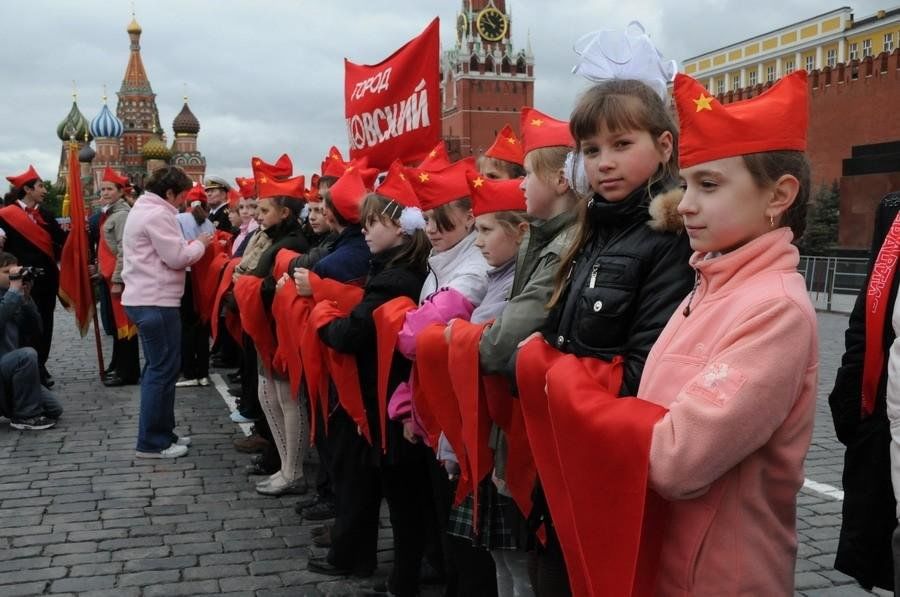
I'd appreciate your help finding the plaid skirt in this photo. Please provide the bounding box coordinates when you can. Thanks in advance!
[446,477,518,550]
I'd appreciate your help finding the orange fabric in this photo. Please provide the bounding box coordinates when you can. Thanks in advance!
[372,297,417,452]
[417,141,451,171]
[543,355,668,597]
[271,283,304,400]
[674,71,808,169]
[190,244,229,325]
[97,215,136,339]
[299,298,330,439]
[58,146,94,337]
[518,339,666,597]
[404,158,477,212]
[0,205,54,260]
[415,323,472,504]
[484,124,524,166]
[447,319,494,530]
[309,299,369,443]
[210,258,240,343]
[274,249,300,279]
[520,107,574,154]
[309,273,365,309]
[233,275,277,372]
[467,171,526,216]
[483,374,536,518]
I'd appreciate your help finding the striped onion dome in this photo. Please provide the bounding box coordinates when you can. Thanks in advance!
[90,103,124,138]
[56,101,92,142]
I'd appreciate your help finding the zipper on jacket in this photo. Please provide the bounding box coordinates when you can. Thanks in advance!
[682,271,702,317]
[588,263,600,288]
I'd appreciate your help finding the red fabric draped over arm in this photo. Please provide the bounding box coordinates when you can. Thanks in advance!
[373,297,418,453]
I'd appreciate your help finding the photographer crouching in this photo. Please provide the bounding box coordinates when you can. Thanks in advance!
[0,252,62,430]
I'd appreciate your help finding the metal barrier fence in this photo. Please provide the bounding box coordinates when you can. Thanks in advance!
[798,255,868,313]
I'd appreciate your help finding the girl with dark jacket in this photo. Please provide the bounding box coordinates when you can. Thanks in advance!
[530,80,696,594]
[303,170,430,597]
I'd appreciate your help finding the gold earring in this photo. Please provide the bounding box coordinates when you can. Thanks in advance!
[769,215,775,228]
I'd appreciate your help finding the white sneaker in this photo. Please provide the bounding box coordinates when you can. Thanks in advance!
[175,378,200,388]
[230,410,256,424]
[135,444,188,459]
[198,377,211,387]
[175,436,191,446]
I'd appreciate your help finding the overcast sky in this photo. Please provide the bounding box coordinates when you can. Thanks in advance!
[0,0,887,186]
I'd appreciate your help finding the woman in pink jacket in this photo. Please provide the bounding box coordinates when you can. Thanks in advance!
[635,72,818,595]
[122,166,212,459]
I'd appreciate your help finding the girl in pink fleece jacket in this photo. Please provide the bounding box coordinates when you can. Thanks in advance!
[636,72,818,595]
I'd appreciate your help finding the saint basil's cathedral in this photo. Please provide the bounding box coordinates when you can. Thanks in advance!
[56,14,206,195]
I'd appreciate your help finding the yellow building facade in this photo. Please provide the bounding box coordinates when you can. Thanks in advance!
[682,6,900,94]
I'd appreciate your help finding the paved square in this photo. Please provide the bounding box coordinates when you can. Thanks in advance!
[0,307,888,595]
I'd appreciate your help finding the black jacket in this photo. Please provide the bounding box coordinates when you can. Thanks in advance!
[251,218,310,307]
[318,246,426,451]
[829,192,900,591]
[208,204,236,235]
[0,204,67,301]
[541,181,695,396]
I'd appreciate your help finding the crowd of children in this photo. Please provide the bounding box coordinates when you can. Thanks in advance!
[65,26,824,596]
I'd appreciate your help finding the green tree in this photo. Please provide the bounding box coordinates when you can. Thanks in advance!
[42,179,64,217]
[801,181,840,254]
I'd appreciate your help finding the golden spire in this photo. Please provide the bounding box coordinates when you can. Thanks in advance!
[127,3,142,34]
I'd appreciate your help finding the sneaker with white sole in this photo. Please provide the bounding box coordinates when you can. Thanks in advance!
[135,444,188,459]
[175,436,191,446]
[10,415,56,430]
[230,410,257,424]
[175,378,200,388]
[198,377,210,387]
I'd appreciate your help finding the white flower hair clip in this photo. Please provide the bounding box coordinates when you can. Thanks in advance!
[564,151,592,198]
[571,21,677,100]
[382,202,426,235]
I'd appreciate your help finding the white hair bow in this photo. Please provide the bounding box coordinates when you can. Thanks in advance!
[571,21,677,100]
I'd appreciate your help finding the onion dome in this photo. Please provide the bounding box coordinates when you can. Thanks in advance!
[90,103,124,138]
[56,101,92,142]
[78,143,96,163]
[127,16,142,34]
[172,101,200,135]
[141,133,171,161]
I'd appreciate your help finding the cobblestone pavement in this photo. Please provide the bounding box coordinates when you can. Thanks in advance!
[0,306,889,596]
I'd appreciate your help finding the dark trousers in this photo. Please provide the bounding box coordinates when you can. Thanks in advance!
[0,347,63,420]
[126,306,181,452]
[312,394,334,502]
[110,335,140,382]
[381,437,438,597]
[447,535,498,597]
[327,407,380,574]
[179,280,209,380]
[31,286,56,368]
[528,523,571,597]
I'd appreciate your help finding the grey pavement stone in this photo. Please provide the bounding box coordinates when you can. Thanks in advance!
[48,574,117,592]
[142,580,220,596]
[0,582,49,597]
[116,569,181,587]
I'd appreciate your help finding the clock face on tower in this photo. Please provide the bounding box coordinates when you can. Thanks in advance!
[457,12,468,42]
[476,7,507,42]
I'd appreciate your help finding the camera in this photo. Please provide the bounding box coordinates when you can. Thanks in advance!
[9,266,45,283]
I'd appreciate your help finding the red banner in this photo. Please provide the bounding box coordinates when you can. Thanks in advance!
[344,18,440,170]
[58,143,94,336]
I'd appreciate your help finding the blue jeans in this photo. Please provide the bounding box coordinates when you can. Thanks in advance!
[125,306,181,452]
[0,347,63,420]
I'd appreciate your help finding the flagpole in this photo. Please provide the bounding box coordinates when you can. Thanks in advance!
[92,308,105,381]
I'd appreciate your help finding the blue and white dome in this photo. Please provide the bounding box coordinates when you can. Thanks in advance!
[90,103,124,138]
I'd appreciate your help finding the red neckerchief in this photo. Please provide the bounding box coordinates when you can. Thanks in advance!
[517,339,667,597]
[190,243,229,325]
[862,211,900,416]
[25,205,46,226]
[373,297,418,453]
[0,204,54,259]
[447,319,495,532]
[233,275,278,371]
[210,258,240,343]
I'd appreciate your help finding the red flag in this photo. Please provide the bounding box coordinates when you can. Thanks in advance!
[58,142,94,336]
[344,18,440,170]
